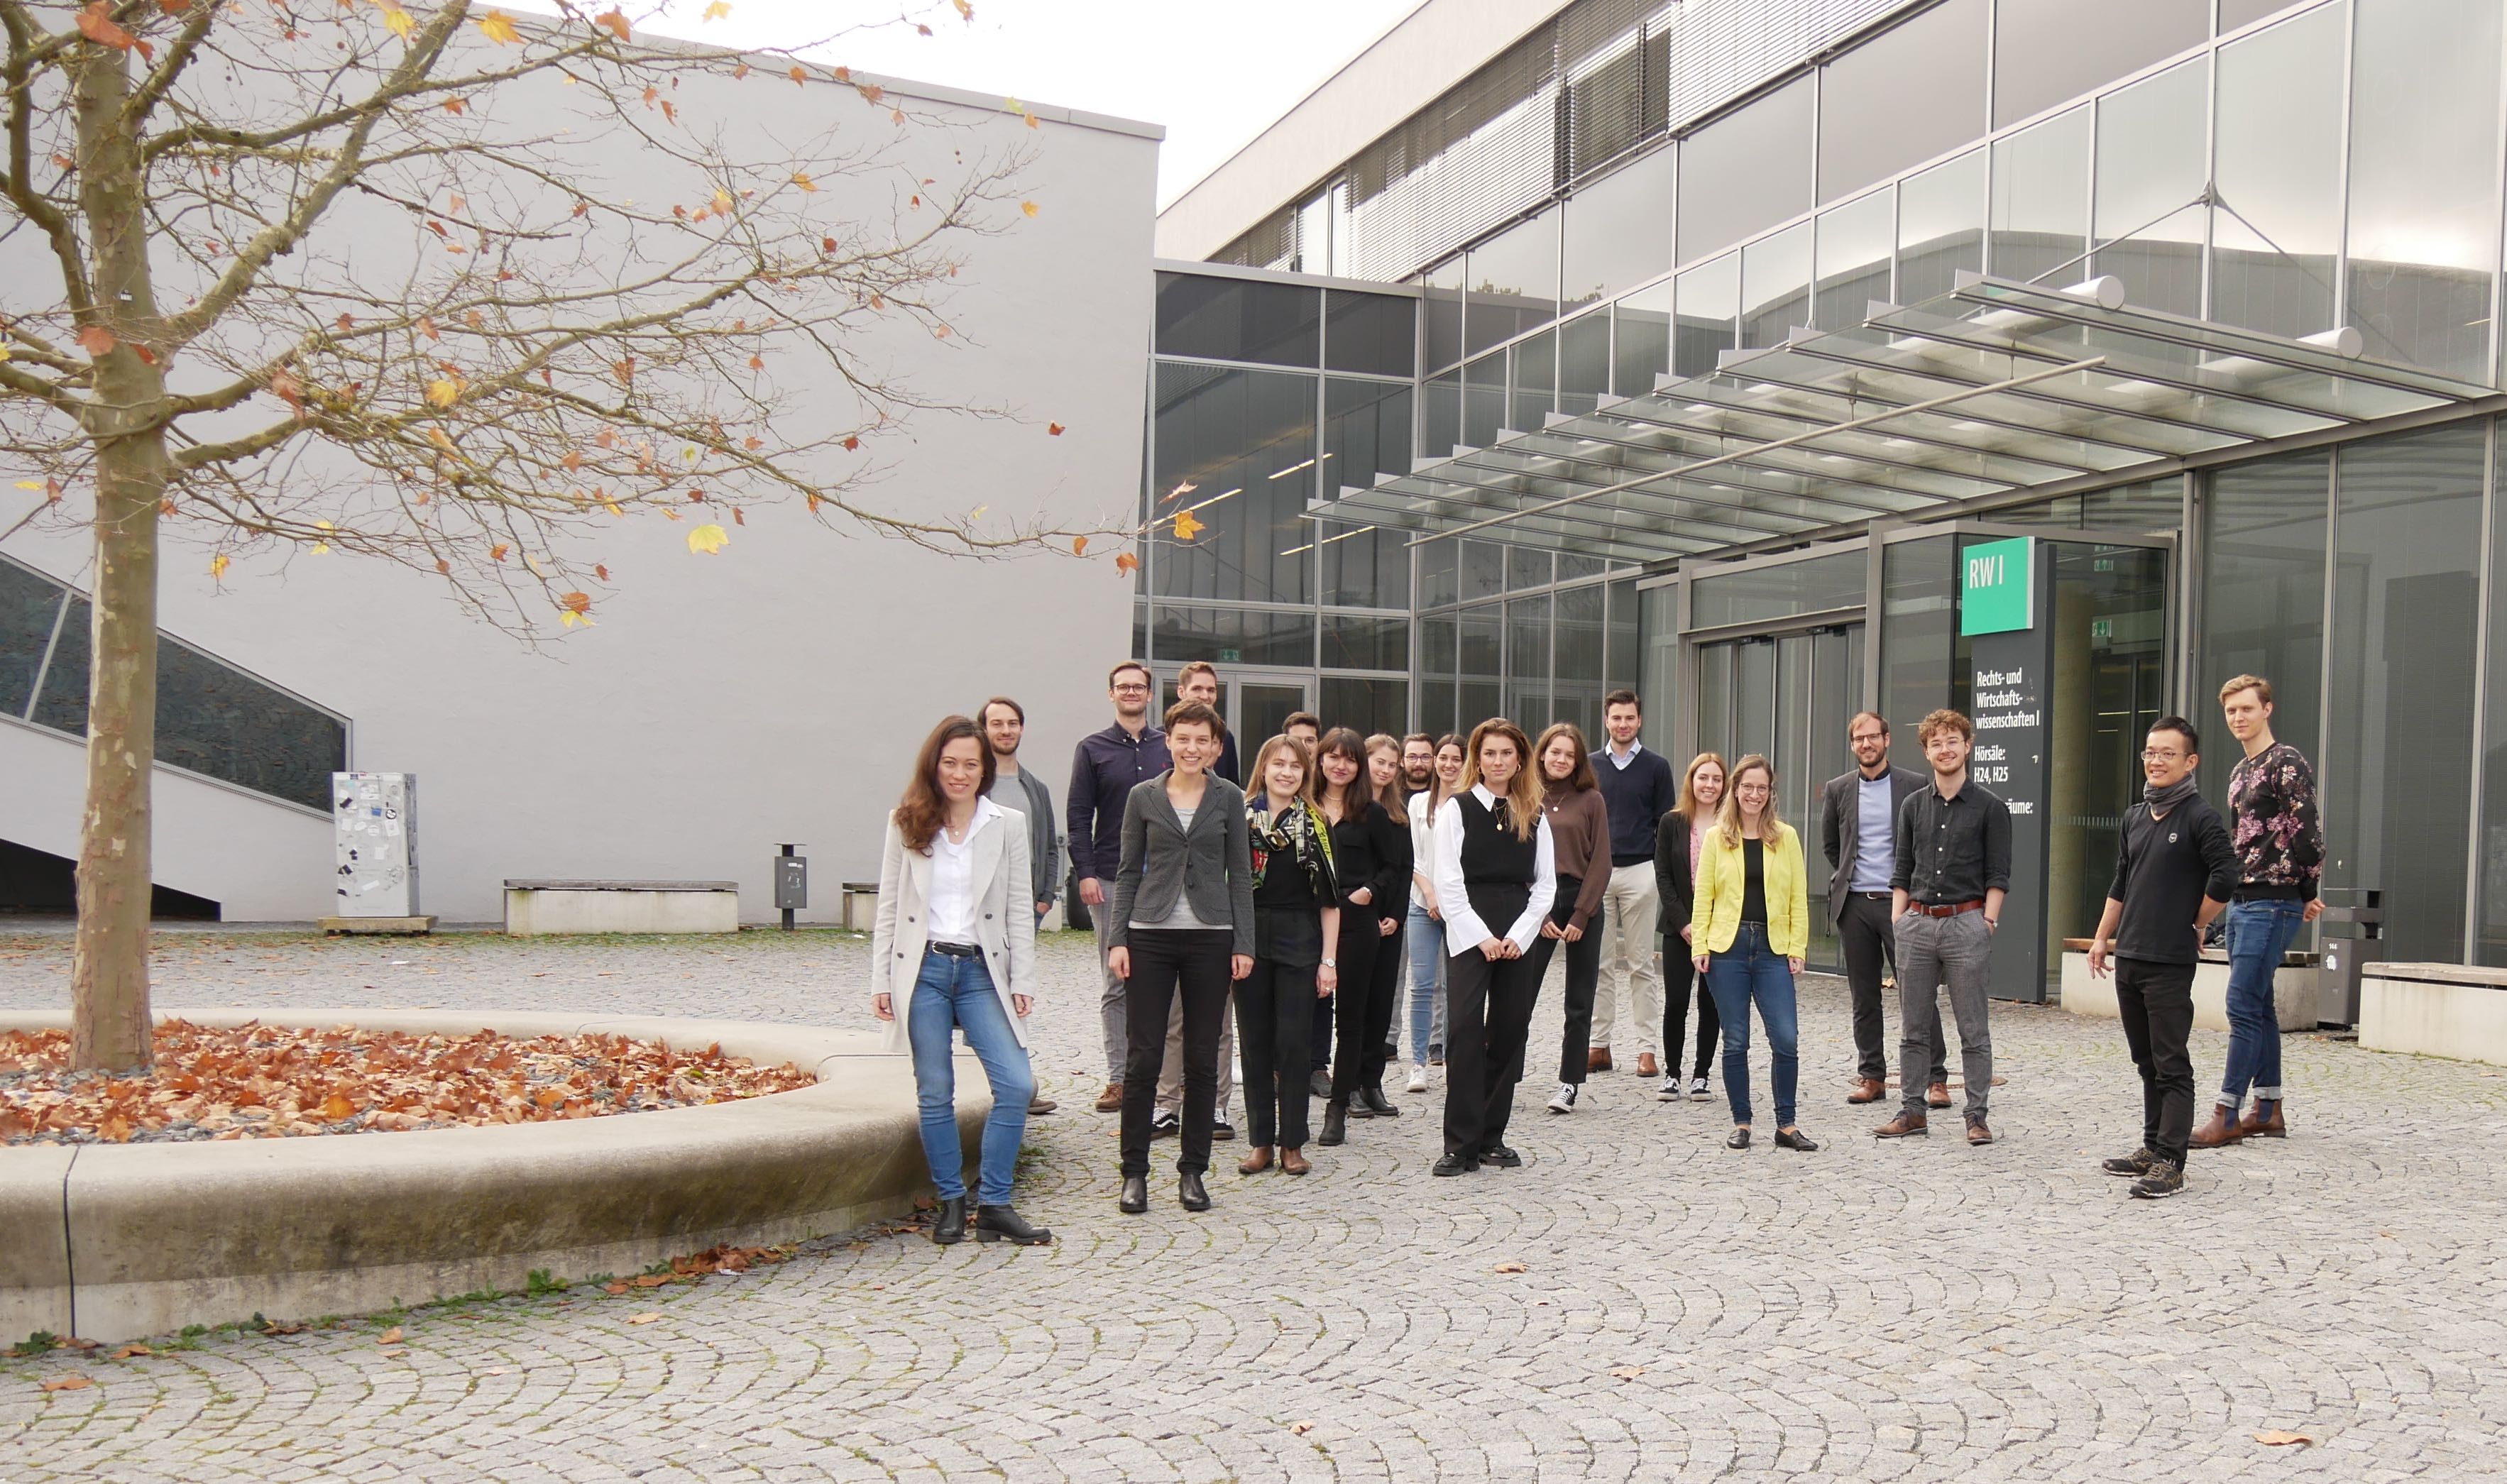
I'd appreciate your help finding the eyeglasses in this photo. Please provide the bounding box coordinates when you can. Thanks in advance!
[1112,683,1151,695]
[2140,749,2187,763]
[1850,732,1887,744]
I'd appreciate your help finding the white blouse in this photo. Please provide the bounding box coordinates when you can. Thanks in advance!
[1430,784,1557,957]
[926,796,1001,945]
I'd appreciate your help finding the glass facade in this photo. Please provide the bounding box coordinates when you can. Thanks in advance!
[0,554,346,812]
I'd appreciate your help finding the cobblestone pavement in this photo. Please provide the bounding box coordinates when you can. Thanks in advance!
[5,925,2506,1482]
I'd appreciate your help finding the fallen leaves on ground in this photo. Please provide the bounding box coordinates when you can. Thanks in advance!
[1288,1420,1315,1435]
[625,1312,661,1325]
[109,1344,149,1360]
[376,1327,402,1346]
[40,1375,91,1392]
[2254,1430,2313,1446]
[0,1023,811,1145]
[1493,1262,1527,1274]
[1608,1366,1646,1380]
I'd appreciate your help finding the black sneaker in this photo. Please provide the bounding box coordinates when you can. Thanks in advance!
[2128,1159,2185,1199]
[1479,1143,1522,1168]
[1431,1152,1479,1177]
[2102,1147,2158,1177]
[1210,1114,1235,1141]
[1151,1110,1180,1138]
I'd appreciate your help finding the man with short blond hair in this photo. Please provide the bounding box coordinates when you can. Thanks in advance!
[1175,660,1240,785]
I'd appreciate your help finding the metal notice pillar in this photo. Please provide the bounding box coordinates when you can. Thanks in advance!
[1961,537,2054,1002]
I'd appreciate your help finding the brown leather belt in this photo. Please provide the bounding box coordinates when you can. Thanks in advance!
[1911,899,1986,918]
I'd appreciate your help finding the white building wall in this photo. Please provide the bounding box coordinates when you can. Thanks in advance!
[2,60,1159,925]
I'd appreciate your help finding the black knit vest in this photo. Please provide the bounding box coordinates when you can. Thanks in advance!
[1455,791,1536,934]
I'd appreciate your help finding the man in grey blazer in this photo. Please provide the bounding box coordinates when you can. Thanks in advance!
[1821,710,1946,1107]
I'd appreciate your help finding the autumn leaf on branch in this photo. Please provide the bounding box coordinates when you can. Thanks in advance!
[1171,510,1204,542]
[686,524,730,555]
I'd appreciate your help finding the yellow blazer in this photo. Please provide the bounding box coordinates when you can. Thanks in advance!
[1690,825,1811,958]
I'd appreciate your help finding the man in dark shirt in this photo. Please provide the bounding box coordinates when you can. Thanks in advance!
[1175,661,1239,785]
[2088,716,2237,1199]
[1587,689,1677,1077]
[1875,708,2012,1145]
[1068,661,1171,1112]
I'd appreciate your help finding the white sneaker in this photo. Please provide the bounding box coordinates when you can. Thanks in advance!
[1654,1075,1681,1101]
[1688,1076,1712,1101]
[1545,1082,1577,1114]
[1406,1065,1429,1094]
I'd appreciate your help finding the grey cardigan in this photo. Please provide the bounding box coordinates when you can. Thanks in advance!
[1106,772,1256,957]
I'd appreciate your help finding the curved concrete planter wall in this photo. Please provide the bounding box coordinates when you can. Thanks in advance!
[0,1008,984,1343]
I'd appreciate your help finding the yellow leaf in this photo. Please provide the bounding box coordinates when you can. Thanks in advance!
[686,523,729,554]
[1021,200,1039,218]
[380,6,415,40]
[713,189,733,215]
[209,554,229,578]
[13,480,39,490]
[309,542,331,556]
[791,172,816,192]
[703,0,730,17]
[314,519,334,531]
[953,0,972,18]
[0,343,11,361]
[475,10,520,44]
[1171,509,1203,542]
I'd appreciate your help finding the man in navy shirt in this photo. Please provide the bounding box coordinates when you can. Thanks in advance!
[1588,690,1677,1077]
[1068,661,1170,1112]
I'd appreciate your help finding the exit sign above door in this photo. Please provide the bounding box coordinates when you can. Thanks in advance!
[1960,537,2036,637]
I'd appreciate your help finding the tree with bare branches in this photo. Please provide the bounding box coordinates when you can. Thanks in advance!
[0,0,1103,1071]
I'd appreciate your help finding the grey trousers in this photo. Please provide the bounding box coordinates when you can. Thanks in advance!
[1894,909,1994,1119]
[1094,907,1126,1081]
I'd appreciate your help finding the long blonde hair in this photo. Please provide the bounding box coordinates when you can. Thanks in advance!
[1460,718,1542,842]
[1714,753,1790,850]
[1249,733,1317,809]
[1677,751,1728,828]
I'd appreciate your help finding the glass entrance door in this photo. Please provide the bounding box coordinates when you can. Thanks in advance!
[1692,624,1865,968]
[1239,681,1310,750]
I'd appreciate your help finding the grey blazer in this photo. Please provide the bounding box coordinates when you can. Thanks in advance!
[1106,773,1256,958]
[1819,764,1926,925]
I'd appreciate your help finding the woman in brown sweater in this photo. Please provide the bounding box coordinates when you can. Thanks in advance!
[1523,722,1613,1115]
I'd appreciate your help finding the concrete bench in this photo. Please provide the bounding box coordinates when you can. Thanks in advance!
[2359,962,2507,1067]
[2057,940,2317,1032]
[503,879,740,935]
[840,881,879,932]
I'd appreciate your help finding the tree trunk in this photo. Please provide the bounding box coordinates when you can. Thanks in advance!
[67,45,169,1074]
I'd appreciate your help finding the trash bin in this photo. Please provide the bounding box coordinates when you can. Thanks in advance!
[2316,887,2381,1028]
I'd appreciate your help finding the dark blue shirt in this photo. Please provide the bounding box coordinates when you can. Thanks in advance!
[1067,723,1170,882]
[1590,743,1677,867]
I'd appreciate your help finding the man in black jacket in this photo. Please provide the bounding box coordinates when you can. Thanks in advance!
[1819,711,1944,1107]
[2087,715,2237,1199]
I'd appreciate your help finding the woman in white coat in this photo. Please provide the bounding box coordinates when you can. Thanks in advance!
[872,715,1050,1246]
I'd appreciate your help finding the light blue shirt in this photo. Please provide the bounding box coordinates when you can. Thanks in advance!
[1852,773,1896,892]
[1607,740,1642,770]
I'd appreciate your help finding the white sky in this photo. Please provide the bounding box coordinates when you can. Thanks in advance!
[508,1,1423,210]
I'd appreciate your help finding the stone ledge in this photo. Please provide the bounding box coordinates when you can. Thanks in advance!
[2360,964,2507,1066]
[2056,950,2315,1031]
[503,884,740,935]
[0,1008,981,1342]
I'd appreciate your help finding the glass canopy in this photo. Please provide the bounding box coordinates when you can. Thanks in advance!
[1317,273,2496,564]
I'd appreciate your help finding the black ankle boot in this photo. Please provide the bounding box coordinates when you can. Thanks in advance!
[1319,1100,1349,1146]
[974,1204,1052,1245]
[931,1195,968,1246]
[1360,1082,1400,1118]
[1178,1170,1212,1211]
[1118,1175,1148,1214]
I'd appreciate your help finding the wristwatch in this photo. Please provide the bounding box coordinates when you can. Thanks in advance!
[1321,957,1337,967]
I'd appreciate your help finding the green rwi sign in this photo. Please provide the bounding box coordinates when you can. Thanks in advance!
[1960,536,2036,636]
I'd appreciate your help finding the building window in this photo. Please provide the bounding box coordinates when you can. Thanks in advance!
[2091,58,2209,317]
[1899,147,1986,303]
[2209,1,2344,340]
[1150,362,1318,605]
[1816,0,1989,203]
[1990,105,2089,286]
[1154,273,1320,366]
[2200,449,2330,817]
[1677,76,1814,264]
[1323,290,1417,378]
[1992,0,2209,130]
[1464,207,1562,357]
[1814,188,1894,331]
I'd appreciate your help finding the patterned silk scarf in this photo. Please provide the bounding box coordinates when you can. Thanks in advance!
[1247,796,1335,894]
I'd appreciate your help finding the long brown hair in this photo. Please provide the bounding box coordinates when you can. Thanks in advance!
[1365,732,1405,812]
[1249,733,1317,809]
[1676,751,1729,827]
[1460,718,1542,841]
[1714,752,1790,851]
[1315,727,1371,820]
[894,715,994,854]
[1532,722,1596,793]
[1431,732,1466,812]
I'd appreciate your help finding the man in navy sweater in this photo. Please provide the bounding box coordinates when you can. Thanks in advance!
[1587,690,1678,1076]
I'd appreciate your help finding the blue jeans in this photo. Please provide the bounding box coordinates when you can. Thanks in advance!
[2220,898,2305,1110]
[1704,923,1800,1128]
[906,948,1033,1207]
[1406,901,1446,1062]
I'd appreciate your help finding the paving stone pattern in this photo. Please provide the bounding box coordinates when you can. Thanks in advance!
[4,927,2505,1482]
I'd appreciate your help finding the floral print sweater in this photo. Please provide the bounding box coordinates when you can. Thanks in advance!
[2225,741,2323,897]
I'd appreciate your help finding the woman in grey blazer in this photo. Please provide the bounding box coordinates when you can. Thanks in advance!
[871,716,1050,1247]
[1106,700,1256,1215]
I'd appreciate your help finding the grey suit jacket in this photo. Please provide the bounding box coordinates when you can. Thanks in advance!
[1820,764,1926,924]
[1106,773,1256,957]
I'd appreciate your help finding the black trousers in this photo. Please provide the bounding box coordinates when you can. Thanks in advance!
[1311,982,1334,1072]
[1327,905,1394,1101]
[1442,945,1543,1156]
[1119,929,1232,1177]
[1375,918,1406,1070]
[2114,955,2198,1165]
[1523,879,1606,1085]
[1239,953,1320,1149]
[1841,891,1943,1084]
[1659,941,1721,1081]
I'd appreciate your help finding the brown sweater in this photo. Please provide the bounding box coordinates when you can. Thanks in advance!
[1541,784,1613,931]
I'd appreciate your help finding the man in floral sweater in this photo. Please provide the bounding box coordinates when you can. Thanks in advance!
[2192,674,2324,1147]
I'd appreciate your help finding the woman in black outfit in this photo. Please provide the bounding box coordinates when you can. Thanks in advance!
[1316,727,1410,1146]
[1652,752,1728,1102]
[1237,733,1341,1177]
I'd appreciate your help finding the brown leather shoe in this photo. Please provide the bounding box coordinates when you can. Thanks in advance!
[1637,1052,1660,1078]
[2239,1103,2287,1138]
[1280,1147,1311,1176]
[1588,1047,1613,1073]
[1093,1081,1124,1113]
[1926,1082,1952,1109]
[2189,1105,2246,1148]
[1965,1116,1993,1146]
[1872,1111,1929,1138]
[1845,1077,1887,1104]
[1238,1146,1274,1175]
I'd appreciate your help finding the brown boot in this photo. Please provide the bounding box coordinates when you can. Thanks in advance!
[1588,1047,1613,1073]
[1636,1052,1660,1078]
[1238,1146,1274,1175]
[2239,1101,2286,1138]
[1926,1082,1952,1109]
[1280,1147,1311,1176]
[1093,1081,1124,1113]
[2188,1104,2246,1148]
[1872,1111,1929,1138]
[1845,1077,1887,1104]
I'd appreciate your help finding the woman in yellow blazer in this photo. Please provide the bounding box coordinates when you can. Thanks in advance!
[1689,753,1816,1153]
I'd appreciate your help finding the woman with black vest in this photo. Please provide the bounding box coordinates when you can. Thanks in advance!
[1428,718,1556,1177]
[1316,727,1410,1146]
[1107,700,1256,1214]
